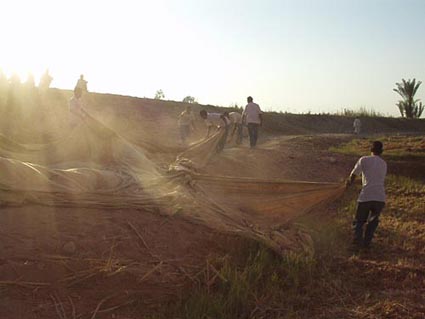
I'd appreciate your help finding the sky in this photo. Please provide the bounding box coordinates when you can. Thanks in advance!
[1,0,425,116]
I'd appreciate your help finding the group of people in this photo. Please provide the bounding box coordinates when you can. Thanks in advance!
[70,85,386,251]
[0,69,53,94]
[179,99,387,251]
[178,96,263,149]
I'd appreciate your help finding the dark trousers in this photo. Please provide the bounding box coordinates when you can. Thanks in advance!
[247,123,260,147]
[216,125,229,152]
[353,201,385,246]
[235,123,243,144]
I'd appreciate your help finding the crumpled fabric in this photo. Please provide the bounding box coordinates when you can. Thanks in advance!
[0,112,344,255]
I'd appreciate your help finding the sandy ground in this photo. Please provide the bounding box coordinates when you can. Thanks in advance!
[0,132,359,319]
[3,89,424,318]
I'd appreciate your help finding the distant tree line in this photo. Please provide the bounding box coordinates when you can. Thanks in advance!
[153,90,198,104]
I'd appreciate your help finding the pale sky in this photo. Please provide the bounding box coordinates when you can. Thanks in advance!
[2,0,425,116]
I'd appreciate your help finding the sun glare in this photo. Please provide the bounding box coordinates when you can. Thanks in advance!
[1,66,40,84]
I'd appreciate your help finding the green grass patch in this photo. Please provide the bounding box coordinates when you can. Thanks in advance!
[330,135,425,160]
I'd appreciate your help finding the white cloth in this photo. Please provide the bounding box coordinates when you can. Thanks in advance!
[351,155,387,202]
[229,112,242,124]
[243,102,262,124]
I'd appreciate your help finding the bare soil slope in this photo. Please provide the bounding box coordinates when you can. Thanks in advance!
[0,88,424,318]
[0,132,353,318]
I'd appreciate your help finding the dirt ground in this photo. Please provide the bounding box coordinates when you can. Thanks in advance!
[0,132,357,319]
[1,89,424,318]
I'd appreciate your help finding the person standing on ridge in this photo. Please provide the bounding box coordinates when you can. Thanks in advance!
[353,117,361,135]
[39,69,53,92]
[75,74,88,93]
[346,141,387,249]
[242,96,263,148]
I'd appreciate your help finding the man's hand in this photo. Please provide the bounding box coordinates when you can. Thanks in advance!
[345,179,352,188]
[345,174,355,188]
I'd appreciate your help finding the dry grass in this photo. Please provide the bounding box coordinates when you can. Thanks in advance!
[2,87,425,318]
[145,172,425,318]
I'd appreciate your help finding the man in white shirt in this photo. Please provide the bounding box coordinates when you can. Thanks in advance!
[199,110,229,138]
[199,110,230,151]
[242,96,263,148]
[353,118,361,135]
[346,141,387,249]
[228,111,243,144]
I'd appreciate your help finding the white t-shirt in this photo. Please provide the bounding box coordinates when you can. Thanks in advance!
[205,113,229,127]
[243,102,262,124]
[229,112,242,124]
[351,155,387,202]
[353,119,361,128]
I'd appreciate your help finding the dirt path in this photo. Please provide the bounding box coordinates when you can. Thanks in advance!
[206,134,355,182]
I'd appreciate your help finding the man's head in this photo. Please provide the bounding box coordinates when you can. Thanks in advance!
[223,111,229,118]
[199,110,207,119]
[371,141,383,155]
[247,96,253,103]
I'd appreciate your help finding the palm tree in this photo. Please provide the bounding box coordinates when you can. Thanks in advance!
[393,78,424,118]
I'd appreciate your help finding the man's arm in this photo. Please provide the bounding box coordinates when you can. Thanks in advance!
[219,114,229,127]
[346,173,356,187]
[241,106,247,125]
[257,105,263,126]
[346,159,362,187]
